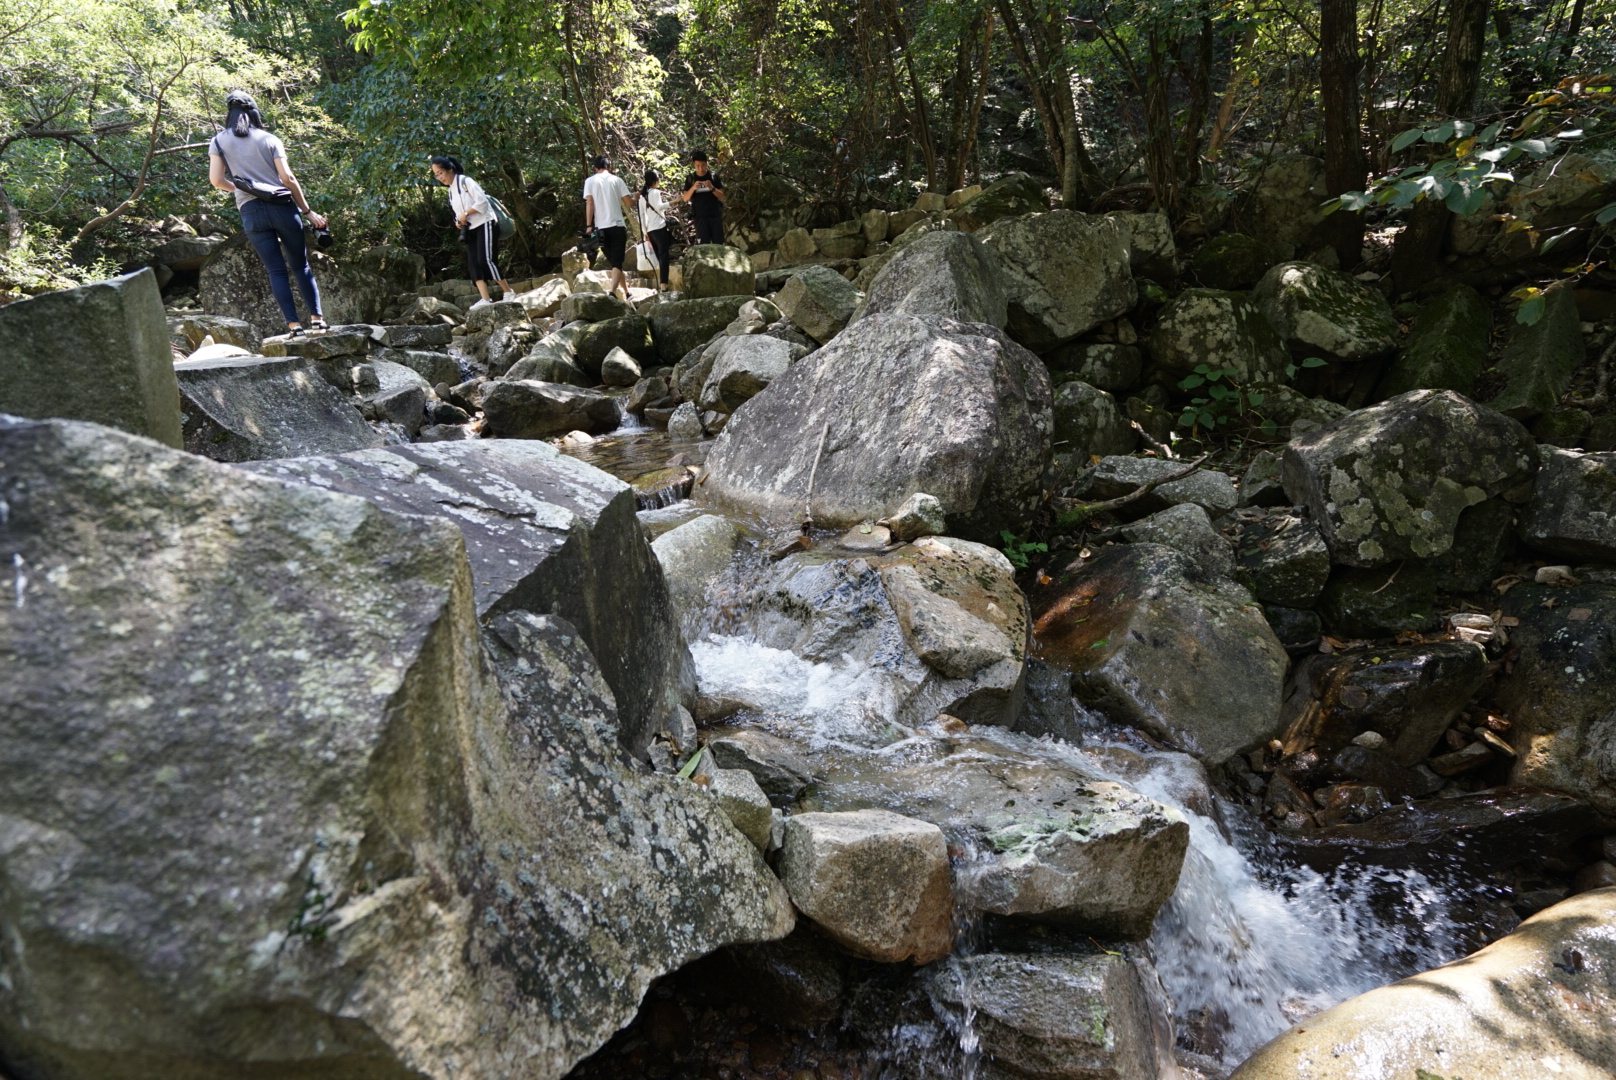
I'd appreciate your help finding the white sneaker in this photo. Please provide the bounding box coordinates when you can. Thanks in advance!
[469,298,492,310]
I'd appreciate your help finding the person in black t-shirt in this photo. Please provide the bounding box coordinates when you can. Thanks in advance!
[681,150,727,245]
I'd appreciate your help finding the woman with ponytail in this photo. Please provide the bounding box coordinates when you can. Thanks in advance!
[430,156,511,309]
[638,169,672,291]
[207,90,329,335]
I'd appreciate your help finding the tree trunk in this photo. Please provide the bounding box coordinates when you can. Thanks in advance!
[1208,24,1258,160]
[1559,0,1587,63]
[1392,0,1490,291]
[1321,0,1367,267]
[0,179,22,253]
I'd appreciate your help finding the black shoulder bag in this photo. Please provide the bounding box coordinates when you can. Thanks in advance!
[217,138,294,205]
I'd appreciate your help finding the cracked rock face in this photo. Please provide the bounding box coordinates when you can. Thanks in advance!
[239,439,694,757]
[1281,389,1538,567]
[0,417,791,1080]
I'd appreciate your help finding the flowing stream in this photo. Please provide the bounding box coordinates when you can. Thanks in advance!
[565,428,1486,1078]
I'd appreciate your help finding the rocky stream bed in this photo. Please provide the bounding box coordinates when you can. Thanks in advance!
[2,173,1615,1080]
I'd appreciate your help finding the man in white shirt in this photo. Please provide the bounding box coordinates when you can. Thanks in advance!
[583,156,635,301]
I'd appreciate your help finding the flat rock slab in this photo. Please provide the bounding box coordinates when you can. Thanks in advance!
[0,417,791,1080]
[0,268,181,447]
[238,439,694,756]
[176,355,383,461]
[481,379,621,438]
[1229,888,1616,1080]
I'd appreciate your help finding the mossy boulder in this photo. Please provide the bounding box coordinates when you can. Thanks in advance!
[1192,233,1275,290]
[681,244,756,299]
[1282,389,1539,567]
[1149,288,1289,382]
[1254,261,1399,360]
[976,211,1135,352]
[1376,284,1490,398]
[948,172,1047,231]
[1052,380,1136,459]
[1490,285,1585,420]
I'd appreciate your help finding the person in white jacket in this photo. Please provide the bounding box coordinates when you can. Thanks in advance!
[638,169,673,291]
[430,156,512,308]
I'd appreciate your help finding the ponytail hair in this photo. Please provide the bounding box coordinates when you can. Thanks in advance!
[223,90,263,138]
[430,155,464,176]
[642,168,659,201]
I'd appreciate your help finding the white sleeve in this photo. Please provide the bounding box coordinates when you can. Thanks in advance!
[463,176,491,216]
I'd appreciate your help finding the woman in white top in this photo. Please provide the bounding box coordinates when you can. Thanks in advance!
[638,169,673,290]
[429,156,511,308]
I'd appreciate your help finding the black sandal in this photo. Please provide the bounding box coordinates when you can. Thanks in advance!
[287,326,306,338]
[309,317,329,333]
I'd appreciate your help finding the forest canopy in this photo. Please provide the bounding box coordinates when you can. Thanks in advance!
[2,0,1613,288]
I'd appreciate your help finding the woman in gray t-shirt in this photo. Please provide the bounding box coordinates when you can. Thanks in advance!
[207,91,330,335]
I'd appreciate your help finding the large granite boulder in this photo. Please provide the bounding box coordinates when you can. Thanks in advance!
[702,314,1052,541]
[175,355,383,461]
[1496,583,1616,815]
[0,269,181,447]
[0,417,791,1080]
[930,951,1166,1080]
[198,233,390,332]
[1491,285,1585,419]
[856,230,1009,328]
[1253,261,1400,361]
[682,244,755,299]
[1375,283,1490,398]
[1520,448,1616,562]
[977,210,1136,352]
[1148,288,1289,383]
[1032,544,1289,764]
[1106,210,1177,281]
[169,312,263,353]
[1281,390,1539,566]
[480,380,621,438]
[1229,889,1616,1080]
[651,513,744,630]
[239,439,694,756]
[648,295,753,363]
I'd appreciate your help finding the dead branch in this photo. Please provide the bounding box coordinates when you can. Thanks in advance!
[1052,453,1211,532]
[1129,418,1175,459]
[1588,333,1615,408]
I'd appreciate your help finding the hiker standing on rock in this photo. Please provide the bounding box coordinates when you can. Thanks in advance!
[639,169,673,292]
[430,156,512,310]
[207,90,329,336]
[583,156,635,302]
[681,150,726,245]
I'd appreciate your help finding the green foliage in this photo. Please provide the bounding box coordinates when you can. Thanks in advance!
[1285,356,1328,379]
[999,530,1047,569]
[1176,364,1266,432]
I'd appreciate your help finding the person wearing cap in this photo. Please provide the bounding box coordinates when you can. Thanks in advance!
[207,91,329,335]
[681,151,726,245]
[583,155,635,302]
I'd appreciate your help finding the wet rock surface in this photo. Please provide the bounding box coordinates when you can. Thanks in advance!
[930,951,1166,1080]
[1032,544,1288,764]
[1229,888,1616,1080]
[481,380,622,438]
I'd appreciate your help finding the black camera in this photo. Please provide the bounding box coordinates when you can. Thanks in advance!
[313,226,333,250]
[577,228,602,255]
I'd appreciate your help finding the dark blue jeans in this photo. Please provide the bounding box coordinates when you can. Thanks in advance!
[240,200,321,325]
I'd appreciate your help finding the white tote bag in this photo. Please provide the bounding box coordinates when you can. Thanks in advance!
[635,196,661,270]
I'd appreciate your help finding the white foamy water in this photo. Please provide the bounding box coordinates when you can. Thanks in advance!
[690,634,913,746]
[692,630,1470,1076]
